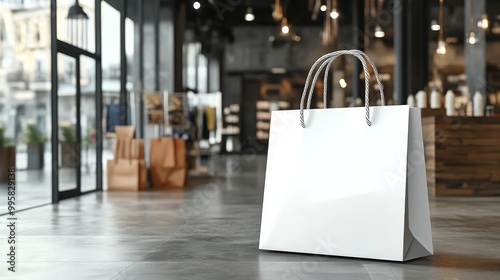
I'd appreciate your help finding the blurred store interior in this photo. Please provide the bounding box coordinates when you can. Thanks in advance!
[0,0,500,279]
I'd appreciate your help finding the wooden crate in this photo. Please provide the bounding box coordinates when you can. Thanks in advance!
[422,114,500,196]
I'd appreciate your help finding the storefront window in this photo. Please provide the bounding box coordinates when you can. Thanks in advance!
[80,55,97,192]
[56,0,95,53]
[0,1,52,212]
[101,0,121,190]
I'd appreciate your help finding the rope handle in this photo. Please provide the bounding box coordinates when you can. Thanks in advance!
[299,50,385,128]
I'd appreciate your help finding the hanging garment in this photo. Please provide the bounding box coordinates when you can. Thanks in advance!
[205,106,216,131]
[106,104,120,133]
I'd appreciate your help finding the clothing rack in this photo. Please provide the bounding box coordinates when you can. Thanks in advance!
[186,92,223,176]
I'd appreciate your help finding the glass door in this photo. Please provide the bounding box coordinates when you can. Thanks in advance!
[57,53,79,196]
[51,0,102,202]
[80,56,97,193]
[54,50,100,200]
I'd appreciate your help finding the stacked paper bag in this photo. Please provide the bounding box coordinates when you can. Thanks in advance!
[107,126,147,191]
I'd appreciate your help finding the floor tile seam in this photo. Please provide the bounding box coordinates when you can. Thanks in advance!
[121,260,366,263]
[13,235,180,237]
[109,261,138,280]
[14,261,139,262]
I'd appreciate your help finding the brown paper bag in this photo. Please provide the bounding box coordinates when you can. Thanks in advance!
[138,159,147,190]
[107,158,147,191]
[173,138,186,168]
[150,137,187,188]
[115,125,135,139]
[150,167,186,188]
[114,139,144,159]
[150,138,175,168]
[134,139,145,159]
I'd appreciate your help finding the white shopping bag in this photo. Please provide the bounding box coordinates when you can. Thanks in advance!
[259,50,433,262]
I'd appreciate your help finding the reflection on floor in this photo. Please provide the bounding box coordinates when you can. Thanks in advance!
[1,155,500,279]
[0,169,51,211]
[0,149,107,214]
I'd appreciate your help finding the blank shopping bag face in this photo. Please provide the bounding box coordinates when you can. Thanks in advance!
[260,105,413,261]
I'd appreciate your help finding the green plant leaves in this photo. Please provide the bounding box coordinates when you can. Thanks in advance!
[24,125,48,143]
[0,126,14,147]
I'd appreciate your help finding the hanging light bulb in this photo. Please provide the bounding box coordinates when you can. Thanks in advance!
[468,31,477,44]
[280,18,289,34]
[339,78,347,88]
[374,25,385,38]
[468,1,477,44]
[281,25,289,34]
[320,5,327,12]
[477,14,489,30]
[245,7,255,21]
[431,20,440,31]
[193,1,201,10]
[436,40,447,54]
[330,8,339,19]
[436,0,446,55]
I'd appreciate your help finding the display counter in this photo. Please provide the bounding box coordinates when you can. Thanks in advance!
[422,114,500,196]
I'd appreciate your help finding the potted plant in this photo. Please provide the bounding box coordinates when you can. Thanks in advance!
[24,125,47,170]
[60,126,78,168]
[0,126,16,183]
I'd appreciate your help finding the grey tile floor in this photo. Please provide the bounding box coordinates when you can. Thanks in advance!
[1,155,500,279]
[0,149,112,215]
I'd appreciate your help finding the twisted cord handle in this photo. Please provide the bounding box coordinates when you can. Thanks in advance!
[299,50,385,128]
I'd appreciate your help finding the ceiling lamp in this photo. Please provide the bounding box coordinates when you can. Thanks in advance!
[320,5,327,12]
[436,0,446,54]
[193,1,201,10]
[431,20,440,31]
[245,7,255,22]
[330,9,339,19]
[322,0,337,46]
[468,0,477,44]
[477,14,489,30]
[66,0,89,48]
[436,40,447,54]
[280,18,289,34]
[468,31,477,44]
[67,0,88,19]
[272,0,283,21]
[269,18,301,43]
[339,78,347,88]
[374,25,385,38]
[269,1,301,45]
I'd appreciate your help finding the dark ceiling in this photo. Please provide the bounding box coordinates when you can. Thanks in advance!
[185,0,351,27]
[184,0,500,42]
[105,0,500,43]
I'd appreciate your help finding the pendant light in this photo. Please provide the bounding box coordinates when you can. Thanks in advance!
[245,7,255,22]
[436,0,446,54]
[370,0,385,39]
[468,0,477,45]
[374,25,385,38]
[322,0,337,46]
[431,20,440,31]
[269,0,300,44]
[330,7,339,19]
[477,14,489,30]
[66,0,89,49]
[272,0,283,21]
[280,18,289,34]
